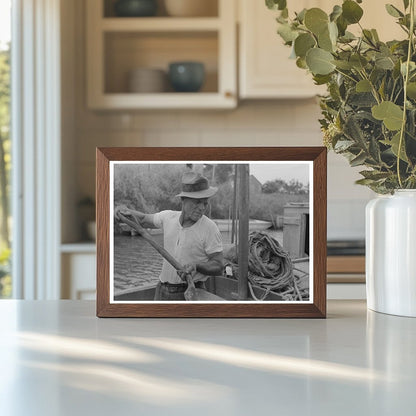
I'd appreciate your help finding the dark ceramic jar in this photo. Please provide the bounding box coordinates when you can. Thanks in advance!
[114,0,157,17]
[168,62,205,92]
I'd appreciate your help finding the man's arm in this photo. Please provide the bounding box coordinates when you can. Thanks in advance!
[114,205,156,229]
[179,252,224,280]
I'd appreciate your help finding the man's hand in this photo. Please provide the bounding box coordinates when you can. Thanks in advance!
[114,205,133,221]
[177,263,197,281]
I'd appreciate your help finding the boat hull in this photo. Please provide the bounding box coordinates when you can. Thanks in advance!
[114,276,285,301]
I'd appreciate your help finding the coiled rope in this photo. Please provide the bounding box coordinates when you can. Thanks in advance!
[229,231,308,301]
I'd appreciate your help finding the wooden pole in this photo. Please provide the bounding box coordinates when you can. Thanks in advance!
[237,164,249,300]
[231,164,238,244]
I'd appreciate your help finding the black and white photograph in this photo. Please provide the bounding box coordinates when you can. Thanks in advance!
[110,161,312,303]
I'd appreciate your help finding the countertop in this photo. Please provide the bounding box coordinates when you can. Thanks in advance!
[0,300,415,415]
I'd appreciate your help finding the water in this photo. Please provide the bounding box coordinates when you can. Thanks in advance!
[113,230,283,294]
[114,234,164,292]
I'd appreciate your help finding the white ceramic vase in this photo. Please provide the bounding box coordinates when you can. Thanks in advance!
[366,190,416,317]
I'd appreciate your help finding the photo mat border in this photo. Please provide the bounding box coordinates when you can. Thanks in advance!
[96,147,327,318]
[109,160,314,305]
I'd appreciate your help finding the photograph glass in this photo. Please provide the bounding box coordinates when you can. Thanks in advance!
[109,161,313,304]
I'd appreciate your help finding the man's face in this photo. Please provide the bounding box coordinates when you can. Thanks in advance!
[182,197,209,223]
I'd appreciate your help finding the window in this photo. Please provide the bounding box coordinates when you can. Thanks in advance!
[0,0,11,298]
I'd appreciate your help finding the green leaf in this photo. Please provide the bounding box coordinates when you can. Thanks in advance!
[318,27,334,52]
[336,15,348,36]
[356,79,372,92]
[296,8,307,23]
[266,0,287,11]
[276,14,287,24]
[408,109,416,137]
[296,57,308,69]
[375,55,395,70]
[401,61,416,76]
[371,29,380,43]
[313,74,332,85]
[378,77,386,100]
[278,0,287,10]
[372,101,404,130]
[339,31,356,43]
[350,151,368,167]
[334,140,355,151]
[370,67,385,85]
[348,92,377,107]
[363,29,376,46]
[344,114,367,147]
[399,14,411,29]
[328,21,338,45]
[333,60,353,70]
[304,8,329,35]
[306,48,335,75]
[342,0,364,24]
[389,132,409,162]
[277,23,299,43]
[350,54,368,70]
[355,178,377,186]
[369,136,382,163]
[360,170,391,180]
[294,33,316,58]
[407,82,416,99]
[385,4,404,18]
[330,5,342,22]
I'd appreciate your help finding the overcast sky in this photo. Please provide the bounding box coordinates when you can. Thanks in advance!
[250,163,310,185]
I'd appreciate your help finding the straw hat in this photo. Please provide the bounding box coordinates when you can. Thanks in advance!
[176,171,217,199]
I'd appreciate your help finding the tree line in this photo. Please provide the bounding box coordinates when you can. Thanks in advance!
[114,163,309,226]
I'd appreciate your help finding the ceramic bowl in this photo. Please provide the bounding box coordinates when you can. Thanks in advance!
[128,68,167,93]
[168,62,205,92]
[114,0,158,17]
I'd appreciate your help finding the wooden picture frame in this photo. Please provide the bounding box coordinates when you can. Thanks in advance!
[96,147,327,318]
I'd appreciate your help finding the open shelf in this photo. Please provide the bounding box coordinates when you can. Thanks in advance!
[86,0,236,109]
[104,31,218,94]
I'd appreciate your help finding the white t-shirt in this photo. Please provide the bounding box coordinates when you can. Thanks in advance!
[153,210,223,284]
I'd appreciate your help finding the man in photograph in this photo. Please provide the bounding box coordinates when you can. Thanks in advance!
[115,171,224,301]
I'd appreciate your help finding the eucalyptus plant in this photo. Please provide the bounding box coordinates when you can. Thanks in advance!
[266,0,416,193]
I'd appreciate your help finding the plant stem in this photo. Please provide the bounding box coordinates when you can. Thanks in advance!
[359,69,381,104]
[397,0,415,188]
[334,68,358,84]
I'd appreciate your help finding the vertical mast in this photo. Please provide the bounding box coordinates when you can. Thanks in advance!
[237,164,249,300]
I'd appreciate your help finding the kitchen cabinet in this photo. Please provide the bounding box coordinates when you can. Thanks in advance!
[239,0,325,99]
[86,0,237,109]
[61,245,96,300]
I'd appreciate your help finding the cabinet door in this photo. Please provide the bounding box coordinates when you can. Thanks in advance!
[239,0,326,99]
[62,253,96,300]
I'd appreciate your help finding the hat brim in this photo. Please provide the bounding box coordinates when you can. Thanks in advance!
[176,186,218,199]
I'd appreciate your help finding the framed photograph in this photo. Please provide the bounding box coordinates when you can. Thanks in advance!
[96,147,327,318]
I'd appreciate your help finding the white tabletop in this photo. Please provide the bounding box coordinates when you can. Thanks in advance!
[0,300,415,416]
